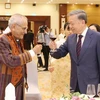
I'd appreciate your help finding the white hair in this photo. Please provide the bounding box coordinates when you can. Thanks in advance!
[8,13,27,27]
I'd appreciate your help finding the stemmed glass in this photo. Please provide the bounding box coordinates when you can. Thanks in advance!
[97,84,100,97]
[86,84,96,98]
[49,29,57,52]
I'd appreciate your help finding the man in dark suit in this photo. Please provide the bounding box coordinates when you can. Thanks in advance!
[49,9,100,94]
[24,30,34,50]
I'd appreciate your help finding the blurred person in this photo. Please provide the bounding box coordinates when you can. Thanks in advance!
[0,14,42,100]
[37,26,44,68]
[64,22,73,38]
[89,23,100,32]
[58,28,65,40]
[41,25,51,71]
[24,30,34,50]
[49,22,72,72]
[49,9,100,94]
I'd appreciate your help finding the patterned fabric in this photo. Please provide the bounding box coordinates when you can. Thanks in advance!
[38,55,71,100]
[50,55,71,99]
[0,33,32,100]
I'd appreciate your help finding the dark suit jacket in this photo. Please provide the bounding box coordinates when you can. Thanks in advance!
[24,32,34,50]
[51,29,100,93]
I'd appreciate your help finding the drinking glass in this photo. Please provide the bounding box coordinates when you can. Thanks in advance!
[97,84,100,97]
[86,84,96,98]
[49,29,57,52]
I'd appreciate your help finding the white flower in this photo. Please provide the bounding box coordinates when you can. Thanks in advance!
[59,97,68,100]
[79,94,89,99]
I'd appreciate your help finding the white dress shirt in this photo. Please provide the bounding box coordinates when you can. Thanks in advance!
[77,27,88,46]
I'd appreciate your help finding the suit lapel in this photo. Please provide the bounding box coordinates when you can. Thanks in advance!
[78,29,93,61]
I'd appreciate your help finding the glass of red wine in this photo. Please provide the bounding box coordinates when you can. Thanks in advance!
[49,34,57,52]
[50,36,56,41]
[37,41,43,54]
[37,41,43,45]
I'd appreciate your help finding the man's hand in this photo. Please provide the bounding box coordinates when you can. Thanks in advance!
[33,44,42,54]
[49,41,57,50]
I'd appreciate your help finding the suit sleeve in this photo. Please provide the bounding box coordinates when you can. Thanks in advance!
[0,36,32,68]
[50,39,69,59]
[97,33,100,74]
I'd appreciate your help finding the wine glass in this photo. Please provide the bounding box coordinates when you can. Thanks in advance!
[49,29,57,52]
[97,84,100,97]
[86,84,96,98]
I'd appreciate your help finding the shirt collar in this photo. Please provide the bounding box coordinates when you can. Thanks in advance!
[77,26,88,38]
[81,26,88,37]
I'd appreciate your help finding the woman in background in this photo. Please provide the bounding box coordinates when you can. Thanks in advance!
[64,22,73,38]
[89,23,100,32]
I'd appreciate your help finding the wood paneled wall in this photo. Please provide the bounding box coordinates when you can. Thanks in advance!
[67,4,100,26]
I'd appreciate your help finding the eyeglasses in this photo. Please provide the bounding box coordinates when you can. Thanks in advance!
[16,23,28,31]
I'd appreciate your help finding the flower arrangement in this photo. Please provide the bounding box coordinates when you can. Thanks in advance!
[50,92,96,100]
[59,92,95,100]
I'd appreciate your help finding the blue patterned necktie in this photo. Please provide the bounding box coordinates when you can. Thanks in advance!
[76,35,83,58]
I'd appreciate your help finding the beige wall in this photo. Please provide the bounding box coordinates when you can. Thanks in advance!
[67,4,100,26]
[0,3,59,33]
[1,4,100,33]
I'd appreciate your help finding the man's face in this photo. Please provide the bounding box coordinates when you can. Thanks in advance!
[68,15,85,34]
[12,19,28,39]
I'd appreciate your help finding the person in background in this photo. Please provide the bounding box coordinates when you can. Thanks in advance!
[42,25,51,71]
[89,23,100,32]
[58,28,65,40]
[49,22,72,72]
[64,22,73,38]
[24,30,34,50]
[49,9,100,94]
[37,25,44,69]
[0,13,42,100]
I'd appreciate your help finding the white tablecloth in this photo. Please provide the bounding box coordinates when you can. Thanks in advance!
[25,61,42,100]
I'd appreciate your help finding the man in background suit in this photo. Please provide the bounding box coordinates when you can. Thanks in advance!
[24,30,34,50]
[49,9,100,94]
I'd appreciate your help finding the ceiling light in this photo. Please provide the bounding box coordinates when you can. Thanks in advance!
[34,1,37,3]
[7,0,10,3]
[91,3,93,5]
[21,0,24,3]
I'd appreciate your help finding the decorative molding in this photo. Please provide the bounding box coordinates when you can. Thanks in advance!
[5,3,11,9]
[0,17,10,21]
[61,14,66,18]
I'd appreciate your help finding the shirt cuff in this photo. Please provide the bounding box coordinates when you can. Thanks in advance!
[29,50,35,57]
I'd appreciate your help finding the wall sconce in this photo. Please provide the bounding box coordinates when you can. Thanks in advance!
[5,3,11,9]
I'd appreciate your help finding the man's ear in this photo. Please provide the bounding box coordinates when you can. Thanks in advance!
[11,24,16,31]
[82,20,85,24]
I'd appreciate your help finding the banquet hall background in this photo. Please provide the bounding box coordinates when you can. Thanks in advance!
[0,1,100,100]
